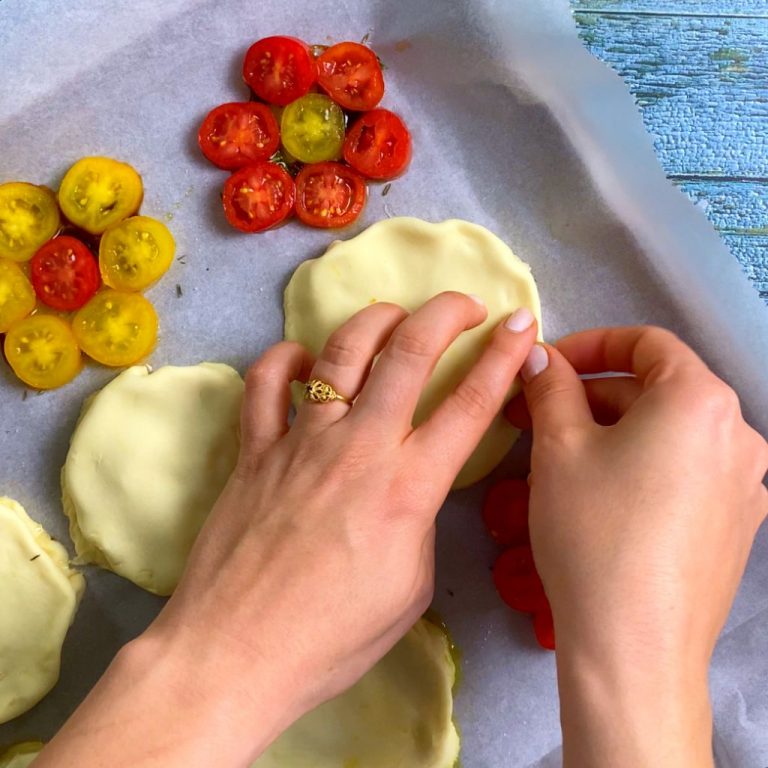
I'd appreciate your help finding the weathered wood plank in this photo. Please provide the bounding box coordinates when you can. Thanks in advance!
[572,12,768,178]
[572,1,768,15]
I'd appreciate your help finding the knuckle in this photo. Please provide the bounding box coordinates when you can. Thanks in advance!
[322,332,366,368]
[245,359,281,390]
[451,379,495,419]
[387,328,433,361]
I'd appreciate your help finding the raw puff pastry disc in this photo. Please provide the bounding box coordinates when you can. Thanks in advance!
[0,499,83,724]
[62,363,244,596]
[284,218,542,488]
[0,742,44,768]
[254,618,459,768]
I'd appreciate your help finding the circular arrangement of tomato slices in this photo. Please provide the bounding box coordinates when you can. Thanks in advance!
[0,157,174,390]
[201,35,412,233]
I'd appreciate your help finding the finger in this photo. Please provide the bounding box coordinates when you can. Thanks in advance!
[581,376,642,425]
[522,344,594,434]
[294,301,409,429]
[240,342,315,466]
[353,292,488,435]
[412,309,537,474]
[556,326,703,386]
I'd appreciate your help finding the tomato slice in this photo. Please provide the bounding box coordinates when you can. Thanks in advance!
[99,216,175,291]
[0,259,36,333]
[198,102,280,170]
[4,314,82,390]
[243,36,316,106]
[280,94,346,164]
[0,183,61,262]
[58,157,143,235]
[492,545,549,614]
[317,42,384,111]
[481,478,530,547]
[344,109,412,180]
[222,162,295,233]
[295,162,366,229]
[533,608,556,651]
[29,236,100,312]
[72,290,158,367]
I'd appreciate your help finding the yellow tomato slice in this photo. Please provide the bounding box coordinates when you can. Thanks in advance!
[4,315,82,390]
[99,216,175,291]
[0,182,60,262]
[280,94,346,163]
[58,157,143,235]
[0,259,36,332]
[72,290,158,367]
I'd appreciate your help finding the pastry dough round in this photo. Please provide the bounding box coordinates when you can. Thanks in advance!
[62,363,244,596]
[284,218,542,487]
[0,499,84,725]
[0,742,44,768]
[254,618,459,768]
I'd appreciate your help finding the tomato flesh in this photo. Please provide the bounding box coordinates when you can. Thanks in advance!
[295,162,366,229]
[4,314,82,390]
[344,109,412,180]
[243,36,316,106]
[29,236,100,311]
[493,545,549,614]
[0,259,36,333]
[198,102,280,170]
[281,94,346,164]
[72,290,158,367]
[482,478,530,547]
[0,183,61,262]
[58,157,143,235]
[317,42,385,111]
[99,216,175,291]
[533,608,556,651]
[222,162,295,233]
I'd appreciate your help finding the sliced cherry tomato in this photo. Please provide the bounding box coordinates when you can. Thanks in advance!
[295,162,366,229]
[198,102,280,170]
[72,290,157,367]
[58,157,143,235]
[317,42,385,111]
[222,162,295,234]
[99,216,175,291]
[533,608,556,651]
[281,94,346,164]
[4,314,82,390]
[243,36,316,106]
[492,545,549,614]
[0,182,60,262]
[344,109,412,180]
[482,478,530,547]
[29,236,100,311]
[0,259,36,333]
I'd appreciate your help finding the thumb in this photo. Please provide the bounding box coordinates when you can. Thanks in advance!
[522,344,594,434]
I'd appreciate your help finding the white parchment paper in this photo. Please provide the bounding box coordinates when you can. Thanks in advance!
[1,1,767,765]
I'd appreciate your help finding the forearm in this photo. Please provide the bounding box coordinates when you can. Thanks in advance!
[35,628,302,768]
[556,639,714,768]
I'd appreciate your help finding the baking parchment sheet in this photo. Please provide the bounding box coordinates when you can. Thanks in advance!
[1,0,767,765]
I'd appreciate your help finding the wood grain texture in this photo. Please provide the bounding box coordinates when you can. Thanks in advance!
[573,1,768,15]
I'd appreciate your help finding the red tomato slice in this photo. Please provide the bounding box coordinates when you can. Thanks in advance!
[243,36,316,107]
[222,162,295,233]
[317,42,384,111]
[482,478,530,547]
[533,608,556,651]
[295,162,366,229]
[198,103,280,170]
[492,546,549,614]
[29,236,101,311]
[343,109,412,180]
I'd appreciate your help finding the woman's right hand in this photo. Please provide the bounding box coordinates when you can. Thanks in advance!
[507,326,768,768]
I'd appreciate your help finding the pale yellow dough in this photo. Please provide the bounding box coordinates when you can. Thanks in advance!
[62,363,244,596]
[0,742,44,768]
[284,217,542,487]
[0,499,83,725]
[253,618,459,768]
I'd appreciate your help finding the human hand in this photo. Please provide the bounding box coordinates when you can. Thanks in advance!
[507,326,768,767]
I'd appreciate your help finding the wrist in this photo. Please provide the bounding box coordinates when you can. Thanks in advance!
[556,635,713,768]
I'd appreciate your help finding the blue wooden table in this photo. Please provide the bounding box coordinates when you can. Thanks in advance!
[572,0,768,303]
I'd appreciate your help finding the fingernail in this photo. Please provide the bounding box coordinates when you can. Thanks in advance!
[522,345,549,382]
[467,293,485,306]
[504,307,534,333]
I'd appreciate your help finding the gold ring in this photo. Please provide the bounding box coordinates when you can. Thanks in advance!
[303,378,352,405]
